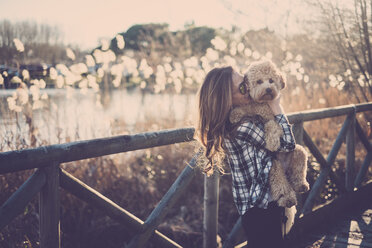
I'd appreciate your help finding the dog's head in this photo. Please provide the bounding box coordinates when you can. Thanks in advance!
[245,60,286,103]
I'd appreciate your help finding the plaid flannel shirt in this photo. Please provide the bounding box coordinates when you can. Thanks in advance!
[224,114,296,216]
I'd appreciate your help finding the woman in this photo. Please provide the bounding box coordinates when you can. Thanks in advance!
[195,66,296,248]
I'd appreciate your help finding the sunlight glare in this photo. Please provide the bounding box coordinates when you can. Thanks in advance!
[56,64,71,76]
[22,70,30,81]
[348,220,362,246]
[174,78,182,93]
[230,46,237,56]
[97,68,104,78]
[70,63,88,75]
[252,51,260,60]
[265,52,273,59]
[87,75,99,92]
[11,76,22,84]
[13,38,24,52]
[183,56,198,68]
[140,81,146,89]
[139,59,153,79]
[206,48,219,61]
[30,85,40,101]
[116,34,125,49]
[318,98,326,104]
[85,55,96,67]
[211,36,227,51]
[224,55,237,67]
[56,75,65,88]
[285,52,293,61]
[304,75,309,83]
[17,85,29,105]
[244,48,252,57]
[41,93,48,100]
[49,67,58,80]
[66,48,76,60]
[38,79,46,89]
[32,100,44,110]
[237,42,245,53]
[7,97,16,110]
[100,39,110,51]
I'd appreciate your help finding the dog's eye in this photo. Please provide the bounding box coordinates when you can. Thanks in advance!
[257,79,263,84]
[269,78,274,84]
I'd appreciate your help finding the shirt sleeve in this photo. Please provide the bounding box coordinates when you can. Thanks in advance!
[275,114,296,152]
[235,120,266,148]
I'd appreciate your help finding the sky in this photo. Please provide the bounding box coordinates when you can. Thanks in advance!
[0,0,317,50]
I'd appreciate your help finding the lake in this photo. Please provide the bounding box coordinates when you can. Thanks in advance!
[0,88,196,149]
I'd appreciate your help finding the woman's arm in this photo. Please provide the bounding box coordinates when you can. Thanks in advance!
[275,114,296,152]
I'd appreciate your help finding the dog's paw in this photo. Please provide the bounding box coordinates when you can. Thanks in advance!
[265,135,281,151]
[277,190,297,208]
[229,108,245,124]
[293,181,310,193]
[277,197,297,208]
[265,140,280,152]
[270,179,297,208]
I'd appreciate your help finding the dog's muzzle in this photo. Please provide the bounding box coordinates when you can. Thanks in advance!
[259,88,274,101]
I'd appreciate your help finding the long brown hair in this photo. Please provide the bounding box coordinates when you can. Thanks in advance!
[195,66,233,174]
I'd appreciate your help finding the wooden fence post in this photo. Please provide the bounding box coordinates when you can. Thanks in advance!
[127,154,199,248]
[292,121,304,145]
[292,121,305,212]
[40,163,60,248]
[60,169,180,248]
[0,169,46,230]
[354,153,372,188]
[303,130,345,193]
[222,217,244,248]
[203,170,220,248]
[301,113,353,214]
[345,109,356,192]
[354,120,372,188]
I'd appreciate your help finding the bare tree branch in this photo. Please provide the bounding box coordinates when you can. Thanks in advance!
[360,0,372,75]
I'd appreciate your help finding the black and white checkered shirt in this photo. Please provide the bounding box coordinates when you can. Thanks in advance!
[224,114,296,216]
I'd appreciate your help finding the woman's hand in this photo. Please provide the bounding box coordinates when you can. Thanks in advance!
[268,94,284,115]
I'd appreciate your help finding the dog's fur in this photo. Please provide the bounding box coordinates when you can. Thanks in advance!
[230,60,309,209]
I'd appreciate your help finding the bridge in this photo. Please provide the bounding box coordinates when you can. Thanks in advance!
[299,203,372,247]
[0,103,371,247]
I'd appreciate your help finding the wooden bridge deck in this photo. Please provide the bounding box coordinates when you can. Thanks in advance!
[299,202,372,248]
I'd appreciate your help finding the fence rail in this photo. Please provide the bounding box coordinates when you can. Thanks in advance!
[0,128,195,174]
[0,102,371,248]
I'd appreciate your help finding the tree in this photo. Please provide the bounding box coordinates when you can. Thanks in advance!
[0,20,67,65]
[310,0,372,102]
[108,24,215,67]
[184,26,216,55]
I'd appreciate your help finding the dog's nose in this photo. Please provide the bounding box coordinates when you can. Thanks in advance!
[266,88,272,93]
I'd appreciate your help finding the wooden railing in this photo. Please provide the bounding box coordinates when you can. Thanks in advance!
[223,103,372,247]
[0,103,371,248]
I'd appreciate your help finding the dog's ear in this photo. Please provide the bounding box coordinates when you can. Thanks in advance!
[245,74,253,99]
[279,73,286,89]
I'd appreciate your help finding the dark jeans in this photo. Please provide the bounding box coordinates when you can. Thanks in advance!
[241,202,286,248]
